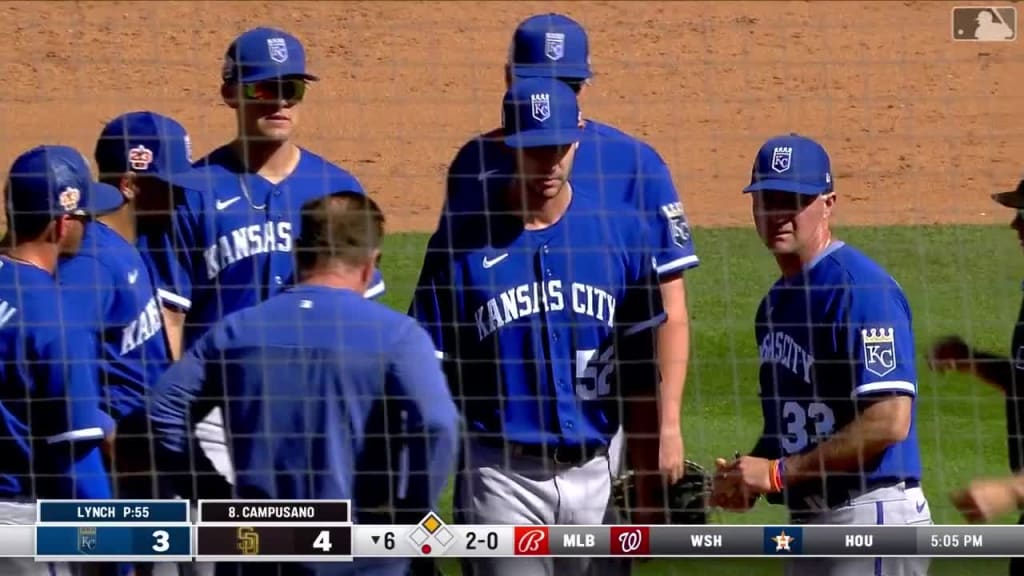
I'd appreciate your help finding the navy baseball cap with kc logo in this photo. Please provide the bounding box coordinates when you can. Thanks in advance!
[502,78,585,149]
[94,111,209,191]
[743,133,834,196]
[509,13,593,80]
[222,27,319,84]
[6,145,123,225]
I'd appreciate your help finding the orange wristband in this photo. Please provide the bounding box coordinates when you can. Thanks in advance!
[769,459,785,493]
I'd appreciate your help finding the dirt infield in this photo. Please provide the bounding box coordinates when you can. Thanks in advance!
[0,1,1020,232]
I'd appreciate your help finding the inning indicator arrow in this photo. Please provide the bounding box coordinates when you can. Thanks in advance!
[371,535,380,544]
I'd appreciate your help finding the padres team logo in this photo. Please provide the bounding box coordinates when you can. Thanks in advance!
[237,527,260,555]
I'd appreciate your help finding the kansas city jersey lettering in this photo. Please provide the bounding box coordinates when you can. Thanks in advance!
[120,295,163,355]
[474,280,616,340]
[759,330,815,385]
[203,221,293,280]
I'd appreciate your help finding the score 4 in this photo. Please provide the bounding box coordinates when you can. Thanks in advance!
[196,525,352,561]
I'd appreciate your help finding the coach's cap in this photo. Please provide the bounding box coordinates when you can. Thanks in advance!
[502,78,584,149]
[509,13,593,80]
[991,179,1024,208]
[6,145,123,223]
[94,111,209,191]
[222,27,319,84]
[743,133,834,196]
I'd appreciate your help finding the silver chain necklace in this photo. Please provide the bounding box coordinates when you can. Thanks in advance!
[237,174,268,211]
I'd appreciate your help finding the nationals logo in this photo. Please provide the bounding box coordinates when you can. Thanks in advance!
[514,527,549,555]
[610,527,650,555]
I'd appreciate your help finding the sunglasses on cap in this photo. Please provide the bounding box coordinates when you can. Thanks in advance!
[241,79,307,103]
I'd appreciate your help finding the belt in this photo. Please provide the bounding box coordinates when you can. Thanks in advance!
[480,438,608,466]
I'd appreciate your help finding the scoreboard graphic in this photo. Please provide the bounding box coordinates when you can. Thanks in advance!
[1,499,1020,563]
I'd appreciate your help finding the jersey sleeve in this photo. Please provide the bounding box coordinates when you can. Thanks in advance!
[636,146,700,277]
[58,255,115,334]
[145,199,200,312]
[377,322,459,521]
[408,233,459,361]
[617,227,667,338]
[149,330,231,499]
[844,279,917,398]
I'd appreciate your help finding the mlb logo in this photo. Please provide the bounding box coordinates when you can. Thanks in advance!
[952,7,1016,42]
[771,146,792,173]
[531,93,551,122]
[862,328,897,378]
[128,145,154,171]
[267,37,289,63]
[58,187,81,212]
[545,32,565,61]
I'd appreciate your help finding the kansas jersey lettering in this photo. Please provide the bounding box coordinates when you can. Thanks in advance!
[59,222,172,421]
[148,147,386,348]
[0,258,112,500]
[753,241,922,511]
[412,192,665,447]
[442,120,699,278]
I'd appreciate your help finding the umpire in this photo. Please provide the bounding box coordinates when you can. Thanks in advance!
[929,177,1024,575]
[147,191,460,576]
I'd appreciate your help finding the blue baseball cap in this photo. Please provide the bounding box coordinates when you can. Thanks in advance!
[222,27,319,84]
[94,111,209,191]
[502,78,584,149]
[6,145,123,224]
[508,13,592,80]
[743,134,834,196]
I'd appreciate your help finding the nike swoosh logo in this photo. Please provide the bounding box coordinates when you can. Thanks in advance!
[477,169,499,182]
[482,253,509,269]
[127,270,138,284]
[916,501,926,514]
[216,196,241,210]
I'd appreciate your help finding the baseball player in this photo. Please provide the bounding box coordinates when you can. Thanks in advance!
[0,145,122,576]
[436,12,695,501]
[929,177,1024,574]
[147,26,385,486]
[149,191,459,576]
[411,78,664,576]
[710,134,931,576]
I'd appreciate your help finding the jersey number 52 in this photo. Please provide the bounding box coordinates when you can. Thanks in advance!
[576,348,614,400]
[781,401,836,454]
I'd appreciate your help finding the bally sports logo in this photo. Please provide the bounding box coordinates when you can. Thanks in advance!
[514,527,549,555]
[610,527,650,555]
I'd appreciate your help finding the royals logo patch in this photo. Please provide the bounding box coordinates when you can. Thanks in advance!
[531,93,550,122]
[862,328,896,377]
[661,202,691,247]
[771,146,792,173]
[267,38,288,63]
[545,32,565,61]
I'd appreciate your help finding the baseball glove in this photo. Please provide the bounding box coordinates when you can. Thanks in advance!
[612,459,711,525]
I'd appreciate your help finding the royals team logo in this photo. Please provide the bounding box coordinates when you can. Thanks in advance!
[267,38,288,63]
[545,32,565,61]
[78,527,97,553]
[531,93,551,122]
[771,146,792,173]
[862,327,897,377]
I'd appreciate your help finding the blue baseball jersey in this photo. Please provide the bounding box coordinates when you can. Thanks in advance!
[441,120,699,278]
[58,222,171,421]
[753,241,922,511]
[146,146,386,349]
[411,191,665,447]
[1006,289,1024,472]
[0,258,112,500]
[150,285,458,575]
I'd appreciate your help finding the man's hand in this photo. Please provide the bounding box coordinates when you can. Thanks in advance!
[952,477,1024,524]
[710,457,758,512]
[659,427,684,484]
[928,335,971,374]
